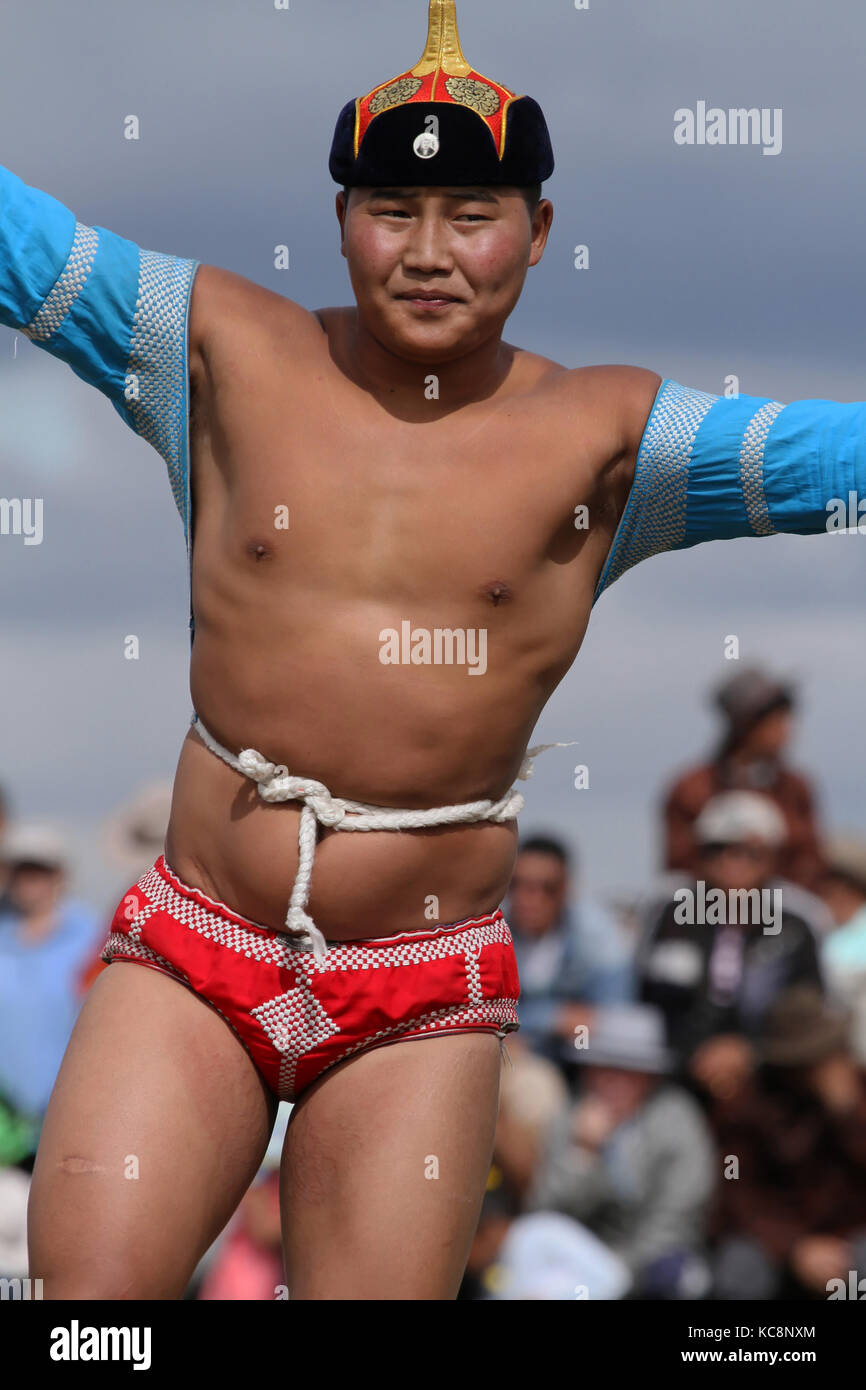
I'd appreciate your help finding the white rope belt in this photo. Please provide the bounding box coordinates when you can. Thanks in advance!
[191,715,575,959]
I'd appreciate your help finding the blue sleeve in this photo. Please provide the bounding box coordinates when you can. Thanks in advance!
[593,378,866,601]
[0,163,198,545]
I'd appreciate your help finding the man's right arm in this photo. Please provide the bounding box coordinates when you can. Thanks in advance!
[0,162,199,534]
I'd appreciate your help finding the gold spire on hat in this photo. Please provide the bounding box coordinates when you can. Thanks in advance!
[354,0,519,161]
[411,0,472,78]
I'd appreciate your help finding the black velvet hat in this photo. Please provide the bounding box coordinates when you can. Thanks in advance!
[329,0,554,189]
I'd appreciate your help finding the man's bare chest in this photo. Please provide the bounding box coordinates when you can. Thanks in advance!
[189,341,619,608]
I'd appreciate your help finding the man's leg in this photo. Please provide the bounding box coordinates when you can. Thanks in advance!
[280,1031,502,1299]
[29,962,277,1299]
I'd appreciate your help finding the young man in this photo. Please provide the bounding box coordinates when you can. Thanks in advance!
[4,1,865,1298]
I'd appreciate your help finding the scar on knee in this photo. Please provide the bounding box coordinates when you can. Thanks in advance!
[58,1156,107,1175]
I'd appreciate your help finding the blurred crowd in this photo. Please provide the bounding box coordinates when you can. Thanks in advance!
[2,665,866,1300]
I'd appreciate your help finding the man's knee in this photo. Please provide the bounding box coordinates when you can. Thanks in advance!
[36,1260,188,1301]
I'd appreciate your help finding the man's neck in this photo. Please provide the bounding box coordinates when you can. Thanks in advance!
[335,308,516,421]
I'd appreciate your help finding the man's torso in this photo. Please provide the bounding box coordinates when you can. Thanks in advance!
[164,267,660,937]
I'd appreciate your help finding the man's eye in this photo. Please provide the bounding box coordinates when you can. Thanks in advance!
[456,213,490,222]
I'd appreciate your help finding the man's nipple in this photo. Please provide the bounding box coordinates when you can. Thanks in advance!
[481,580,513,607]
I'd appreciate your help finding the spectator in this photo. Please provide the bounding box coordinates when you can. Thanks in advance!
[0,825,103,1141]
[102,780,173,889]
[197,1171,284,1301]
[0,785,10,912]
[494,1036,569,1195]
[662,668,825,892]
[79,781,174,993]
[484,1209,632,1302]
[196,1104,293,1301]
[528,1005,715,1299]
[458,1174,521,1300]
[506,835,633,1062]
[459,1167,632,1301]
[819,835,866,1062]
[0,1166,30,1278]
[709,986,866,1300]
[638,792,827,1101]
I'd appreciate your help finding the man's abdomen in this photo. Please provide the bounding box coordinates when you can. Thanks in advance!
[165,725,520,940]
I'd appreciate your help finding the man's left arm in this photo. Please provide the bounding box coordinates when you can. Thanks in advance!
[594,375,866,602]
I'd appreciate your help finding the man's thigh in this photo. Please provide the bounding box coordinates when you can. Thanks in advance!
[29,962,276,1299]
[280,1030,502,1300]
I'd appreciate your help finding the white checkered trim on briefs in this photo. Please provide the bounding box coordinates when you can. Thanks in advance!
[102,930,190,984]
[314,916,513,975]
[23,221,100,342]
[294,997,520,1100]
[135,863,299,966]
[464,945,485,1005]
[740,399,785,536]
[138,861,513,975]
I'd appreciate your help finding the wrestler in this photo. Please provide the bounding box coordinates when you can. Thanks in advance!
[4,1,865,1299]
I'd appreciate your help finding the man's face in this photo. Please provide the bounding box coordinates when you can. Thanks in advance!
[701,838,775,893]
[337,186,553,364]
[740,704,794,759]
[9,862,64,914]
[584,1065,655,1117]
[509,850,568,935]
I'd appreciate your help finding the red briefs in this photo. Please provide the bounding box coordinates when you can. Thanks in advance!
[101,854,520,1103]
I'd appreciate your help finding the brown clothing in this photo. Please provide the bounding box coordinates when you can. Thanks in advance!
[662,760,825,892]
[708,1071,866,1260]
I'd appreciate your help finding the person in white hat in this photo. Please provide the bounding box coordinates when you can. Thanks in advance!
[526,1005,715,1299]
[819,835,866,1062]
[638,791,828,1104]
[0,825,102,1144]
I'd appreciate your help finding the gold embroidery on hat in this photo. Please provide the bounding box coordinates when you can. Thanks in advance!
[369,77,424,116]
[444,77,501,116]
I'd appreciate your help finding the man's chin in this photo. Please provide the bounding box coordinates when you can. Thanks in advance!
[377,309,483,365]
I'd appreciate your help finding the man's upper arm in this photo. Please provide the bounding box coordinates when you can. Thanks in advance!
[187,263,251,382]
[607,365,665,512]
[592,375,866,604]
[188,262,319,389]
[0,162,199,532]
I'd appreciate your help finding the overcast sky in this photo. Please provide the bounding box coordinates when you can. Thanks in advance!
[1,0,865,912]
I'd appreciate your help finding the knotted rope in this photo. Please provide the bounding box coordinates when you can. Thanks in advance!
[191,715,575,958]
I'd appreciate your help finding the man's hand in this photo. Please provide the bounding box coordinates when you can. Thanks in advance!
[689,1033,755,1100]
[570,1095,621,1150]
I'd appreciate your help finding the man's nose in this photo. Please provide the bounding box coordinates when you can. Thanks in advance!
[401,216,454,275]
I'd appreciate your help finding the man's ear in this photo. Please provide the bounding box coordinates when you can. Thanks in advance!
[528,198,554,268]
[336,190,348,258]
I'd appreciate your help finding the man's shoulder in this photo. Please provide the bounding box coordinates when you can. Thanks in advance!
[189,263,321,370]
[551,365,664,498]
[521,361,662,416]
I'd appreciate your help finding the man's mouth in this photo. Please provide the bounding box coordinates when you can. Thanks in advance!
[395,290,462,309]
